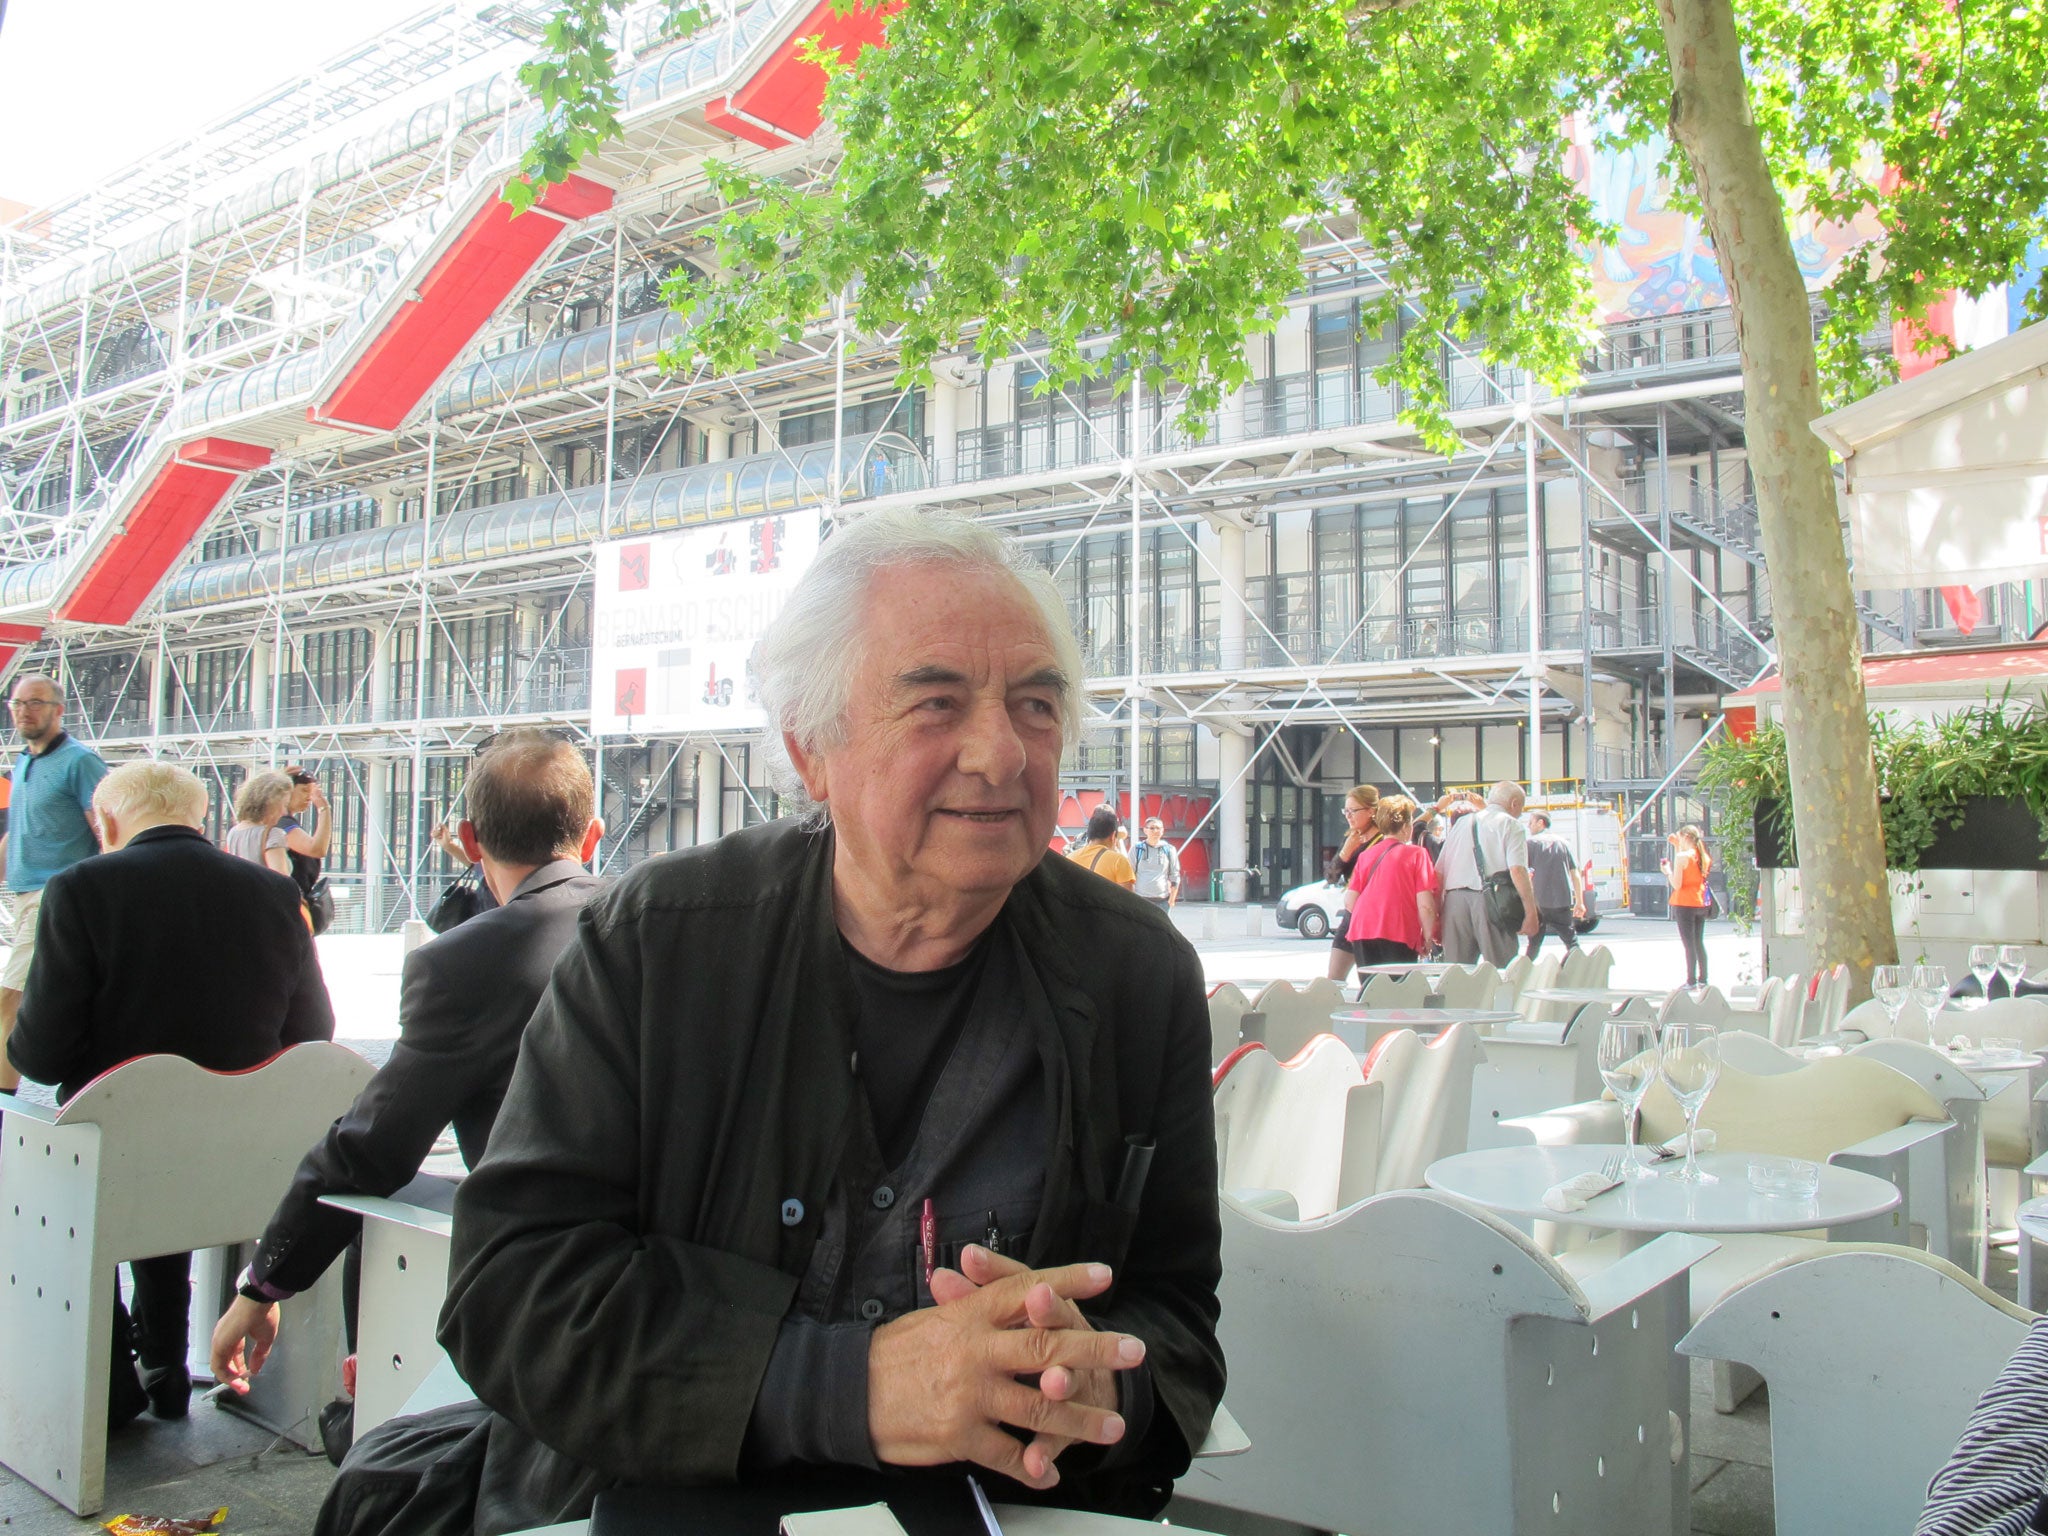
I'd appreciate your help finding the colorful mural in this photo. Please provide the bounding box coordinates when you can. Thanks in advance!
[1562,115,1888,325]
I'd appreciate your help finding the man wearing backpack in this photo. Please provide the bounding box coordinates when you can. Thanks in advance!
[1132,816,1181,912]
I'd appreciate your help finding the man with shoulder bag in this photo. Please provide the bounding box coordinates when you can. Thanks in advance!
[1432,781,1539,965]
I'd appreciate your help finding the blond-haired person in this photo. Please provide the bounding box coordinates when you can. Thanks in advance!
[224,769,295,878]
[7,759,333,1426]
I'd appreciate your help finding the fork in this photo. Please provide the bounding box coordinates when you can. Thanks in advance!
[1598,1150,1630,1185]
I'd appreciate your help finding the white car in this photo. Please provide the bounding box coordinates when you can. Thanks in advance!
[1275,877,1348,941]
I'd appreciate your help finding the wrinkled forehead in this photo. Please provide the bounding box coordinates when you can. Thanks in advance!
[10,685,58,705]
[858,563,1062,678]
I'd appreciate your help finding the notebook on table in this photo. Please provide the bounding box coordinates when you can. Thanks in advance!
[591,1472,998,1536]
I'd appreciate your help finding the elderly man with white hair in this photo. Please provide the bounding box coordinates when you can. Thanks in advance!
[7,758,334,1426]
[331,511,1222,1536]
[1432,778,1540,965]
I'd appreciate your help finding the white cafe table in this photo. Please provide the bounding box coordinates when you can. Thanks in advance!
[1520,986,1668,1007]
[1326,1007,1518,1053]
[320,1172,460,1437]
[1424,1144,1901,1254]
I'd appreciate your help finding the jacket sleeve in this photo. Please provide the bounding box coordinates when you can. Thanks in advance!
[251,944,485,1296]
[438,905,801,1483]
[6,872,94,1088]
[279,897,335,1045]
[1073,933,1224,1509]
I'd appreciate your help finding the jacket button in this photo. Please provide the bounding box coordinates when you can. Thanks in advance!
[860,1298,885,1321]
[872,1186,895,1210]
[780,1198,804,1227]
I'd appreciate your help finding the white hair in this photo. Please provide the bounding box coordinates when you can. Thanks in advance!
[94,760,207,830]
[1488,779,1526,811]
[755,509,1084,818]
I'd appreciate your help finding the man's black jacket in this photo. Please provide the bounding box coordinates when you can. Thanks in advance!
[7,823,334,1101]
[439,819,1223,1523]
[249,860,606,1296]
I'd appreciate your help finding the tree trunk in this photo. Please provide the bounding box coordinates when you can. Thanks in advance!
[1654,0,1896,996]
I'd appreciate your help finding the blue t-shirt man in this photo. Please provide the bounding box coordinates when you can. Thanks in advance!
[7,730,108,893]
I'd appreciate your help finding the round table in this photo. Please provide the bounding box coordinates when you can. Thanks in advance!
[1519,986,1669,1006]
[1423,1143,1901,1253]
[1327,1007,1520,1053]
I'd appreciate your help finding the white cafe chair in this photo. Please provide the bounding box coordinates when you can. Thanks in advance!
[1213,1038,1378,1220]
[1183,1190,1710,1536]
[1358,970,1432,1008]
[1435,961,1498,1010]
[1678,1245,2034,1536]
[1851,1037,1992,1278]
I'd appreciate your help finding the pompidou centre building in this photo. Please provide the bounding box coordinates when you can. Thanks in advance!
[0,0,2022,927]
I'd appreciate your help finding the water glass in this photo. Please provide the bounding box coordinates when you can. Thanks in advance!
[1598,1020,1661,1179]
[1912,965,1950,1031]
[1970,946,1997,1006]
[1869,964,1905,1034]
[2000,946,2029,996]
[1658,1023,1721,1184]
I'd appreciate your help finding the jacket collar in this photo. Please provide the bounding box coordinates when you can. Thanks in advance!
[505,858,594,904]
[127,824,208,847]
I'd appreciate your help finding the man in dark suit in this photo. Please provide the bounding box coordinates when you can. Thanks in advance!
[208,728,604,1419]
[6,758,336,1424]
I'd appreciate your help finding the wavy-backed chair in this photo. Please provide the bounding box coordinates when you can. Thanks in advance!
[1367,1022,1485,1190]
[1493,953,1534,1010]
[1213,1037,1378,1219]
[1657,986,1732,1028]
[1207,982,1251,1066]
[1182,1190,1712,1536]
[1359,970,1433,1009]
[1678,1246,2034,1536]
[1436,961,1498,1010]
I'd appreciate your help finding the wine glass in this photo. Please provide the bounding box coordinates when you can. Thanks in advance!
[1969,945,1998,1007]
[1658,1023,1721,1184]
[1999,946,2029,999]
[1598,1020,1661,1179]
[1913,964,1951,1041]
[1870,964,1906,1036]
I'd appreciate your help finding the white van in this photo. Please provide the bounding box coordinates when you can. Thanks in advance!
[1524,794,1628,912]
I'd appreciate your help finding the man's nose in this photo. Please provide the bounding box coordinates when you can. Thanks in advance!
[957,700,1027,782]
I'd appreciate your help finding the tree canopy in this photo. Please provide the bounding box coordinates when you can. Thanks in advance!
[593,0,2048,434]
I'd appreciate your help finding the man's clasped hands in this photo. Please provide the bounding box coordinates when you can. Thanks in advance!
[868,1246,1144,1492]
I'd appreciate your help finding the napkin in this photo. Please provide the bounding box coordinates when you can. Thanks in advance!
[1659,1129,1716,1157]
[1542,1171,1620,1212]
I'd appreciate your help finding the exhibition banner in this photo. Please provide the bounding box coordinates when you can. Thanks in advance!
[590,512,828,735]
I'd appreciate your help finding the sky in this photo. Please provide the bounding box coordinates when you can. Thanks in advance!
[0,0,451,211]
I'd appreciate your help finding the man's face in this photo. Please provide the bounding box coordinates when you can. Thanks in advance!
[1144,821,1164,844]
[793,564,1067,909]
[8,683,61,747]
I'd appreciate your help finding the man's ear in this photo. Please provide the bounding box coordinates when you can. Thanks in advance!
[784,730,828,803]
[579,818,603,864]
[457,820,485,864]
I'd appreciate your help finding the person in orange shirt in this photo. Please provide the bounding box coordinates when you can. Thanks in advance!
[1067,805,1136,889]
[1661,824,1713,989]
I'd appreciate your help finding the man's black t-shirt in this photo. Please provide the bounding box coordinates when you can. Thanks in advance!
[843,929,993,1169]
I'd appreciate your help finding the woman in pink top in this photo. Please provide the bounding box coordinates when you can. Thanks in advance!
[1346,796,1443,964]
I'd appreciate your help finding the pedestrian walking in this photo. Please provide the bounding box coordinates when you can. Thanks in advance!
[1433,781,1539,966]
[1324,784,1381,981]
[1663,825,1713,988]
[279,765,334,931]
[1522,811,1585,959]
[224,770,295,878]
[0,673,108,1092]
[1344,796,1442,966]
[1131,816,1181,912]
[1067,804,1136,888]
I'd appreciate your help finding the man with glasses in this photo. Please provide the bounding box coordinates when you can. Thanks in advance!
[0,675,106,1090]
[1132,816,1181,913]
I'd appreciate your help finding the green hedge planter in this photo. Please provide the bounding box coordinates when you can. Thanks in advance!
[1753,795,2048,872]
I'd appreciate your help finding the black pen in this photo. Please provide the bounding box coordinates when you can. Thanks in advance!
[985,1208,1001,1256]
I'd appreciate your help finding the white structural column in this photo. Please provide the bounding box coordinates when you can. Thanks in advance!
[930,373,962,487]
[1217,520,1247,671]
[692,746,721,846]
[1217,730,1250,904]
[364,761,390,931]
[705,425,732,462]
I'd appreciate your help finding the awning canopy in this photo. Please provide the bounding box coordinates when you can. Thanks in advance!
[1812,319,2048,590]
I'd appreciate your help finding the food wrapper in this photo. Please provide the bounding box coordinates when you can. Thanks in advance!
[102,1507,228,1536]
